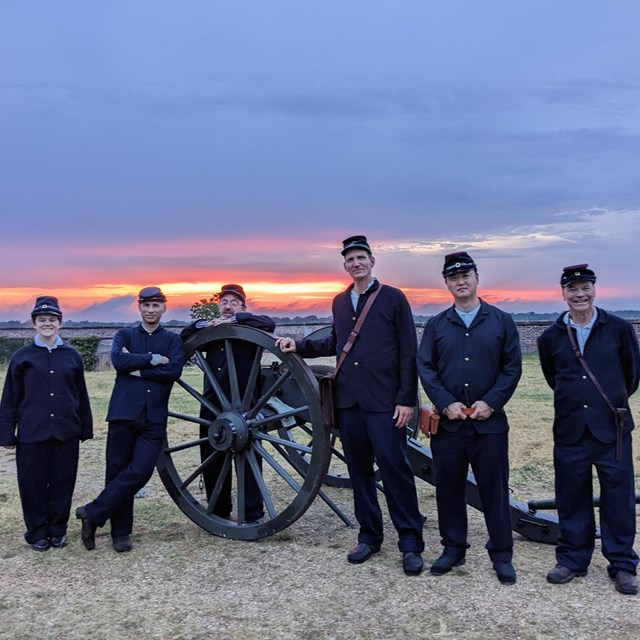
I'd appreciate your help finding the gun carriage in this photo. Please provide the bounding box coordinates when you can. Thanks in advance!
[158,324,562,543]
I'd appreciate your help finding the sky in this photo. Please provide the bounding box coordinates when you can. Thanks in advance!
[2,1,640,322]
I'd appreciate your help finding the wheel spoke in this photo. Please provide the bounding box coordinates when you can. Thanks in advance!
[164,436,209,454]
[179,448,224,489]
[246,448,277,519]
[193,350,231,412]
[253,440,303,494]
[250,405,309,429]
[167,411,211,427]
[235,452,246,524]
[245,368,293,419]
[256,431,313,455]
[239,347,264,412]
[175,377,221,418]
[206,452,232,515]
[224,340,242,407]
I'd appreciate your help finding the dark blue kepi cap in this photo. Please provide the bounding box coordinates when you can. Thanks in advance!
[31,295,63,318]
[560,264,596,287]
[442,251,477,277]
[138,286,167,303]
[341,235,371,256]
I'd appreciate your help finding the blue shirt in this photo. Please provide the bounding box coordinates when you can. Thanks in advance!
[350,277,377,311]
[455,304,481,328]
[564,308,598,354]
[34,335,64,350]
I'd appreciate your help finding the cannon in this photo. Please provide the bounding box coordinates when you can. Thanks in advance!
[158,324,565,543]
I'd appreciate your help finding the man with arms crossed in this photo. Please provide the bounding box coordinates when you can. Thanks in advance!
[276,235,424,575]
[76,287,183,552]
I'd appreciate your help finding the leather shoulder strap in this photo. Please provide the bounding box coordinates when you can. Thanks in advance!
[334,285,383,375]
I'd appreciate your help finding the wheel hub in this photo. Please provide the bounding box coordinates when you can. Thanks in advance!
[209,411,250,452]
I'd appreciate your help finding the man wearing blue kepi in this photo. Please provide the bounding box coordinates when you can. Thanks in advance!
[538,264,640,595]
[276,235,425,576]
[418,251,521,585]
[76,287,183,552]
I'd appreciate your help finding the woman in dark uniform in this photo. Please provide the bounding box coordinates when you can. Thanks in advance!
[0,296,93,551]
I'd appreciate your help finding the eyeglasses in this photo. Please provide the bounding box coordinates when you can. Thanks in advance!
[220,298,243,307]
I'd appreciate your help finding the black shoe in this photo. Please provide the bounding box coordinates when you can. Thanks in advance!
[75,506,97,551]
[612,570,638,595]
[112,535,132,553]
[546,564,587,584]
[347,543,380,564]
[430,552,465,575]
[50,535,66,548]
[403,552,424,576]
[30,539,50,552]
[494,561,517,584]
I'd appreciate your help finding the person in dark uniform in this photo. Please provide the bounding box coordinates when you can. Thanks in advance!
[417,252,521,584]
[75,286,183,552]
[180,284,275,523]
[276,235,425,576]
[0,296,93,551]
[538,264,640,595]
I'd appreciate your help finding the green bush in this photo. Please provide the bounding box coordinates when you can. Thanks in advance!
[68,336,100,371]
[0,336,99,371]
[0,338,30,366]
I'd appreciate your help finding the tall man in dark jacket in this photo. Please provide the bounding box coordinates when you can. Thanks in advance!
[418,252,521,584]
[276,235,425,576]
[538,264,640,595]
[76,287,183,552]
[180,284,275,523]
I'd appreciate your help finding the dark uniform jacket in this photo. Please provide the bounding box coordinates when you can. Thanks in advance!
[106,324,184,424]
[0,342,93,445]
[537,307,640,444]
[180,312,276,402]
[295,280,418,412]
[418,299,522,434]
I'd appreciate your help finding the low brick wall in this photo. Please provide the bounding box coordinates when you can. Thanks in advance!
[2,319,640,369]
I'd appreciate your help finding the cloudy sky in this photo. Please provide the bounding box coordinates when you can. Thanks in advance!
[2,1,639,321]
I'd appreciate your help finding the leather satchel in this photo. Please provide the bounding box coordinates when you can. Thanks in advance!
[318,286,383,430]
[319,373,337,430]
[419,405,440,437]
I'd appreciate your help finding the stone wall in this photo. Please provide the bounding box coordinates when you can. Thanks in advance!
[2,319,640,369]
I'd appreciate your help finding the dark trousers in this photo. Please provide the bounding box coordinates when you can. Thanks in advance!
[338,405,424,553]
[16,438,80,543]
[86,418,165,538]
[554,430,638,575]
[199,427,264,522]
[431,425,513,563]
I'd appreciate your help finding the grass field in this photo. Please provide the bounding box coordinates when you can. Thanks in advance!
[1,355,640,639]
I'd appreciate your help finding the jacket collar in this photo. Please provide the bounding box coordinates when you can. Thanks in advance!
[446,298,489,329]
[554,306,607,330]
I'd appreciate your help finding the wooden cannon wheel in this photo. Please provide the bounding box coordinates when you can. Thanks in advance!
[156,324,331,541]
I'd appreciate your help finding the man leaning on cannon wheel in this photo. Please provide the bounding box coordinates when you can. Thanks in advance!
[537,264,640,595]
[180,283,276,524]
[276,235,425,576]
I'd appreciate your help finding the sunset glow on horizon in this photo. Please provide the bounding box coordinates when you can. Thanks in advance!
[0,278,629,323]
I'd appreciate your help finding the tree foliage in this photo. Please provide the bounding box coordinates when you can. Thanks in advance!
[189,297,220,321]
